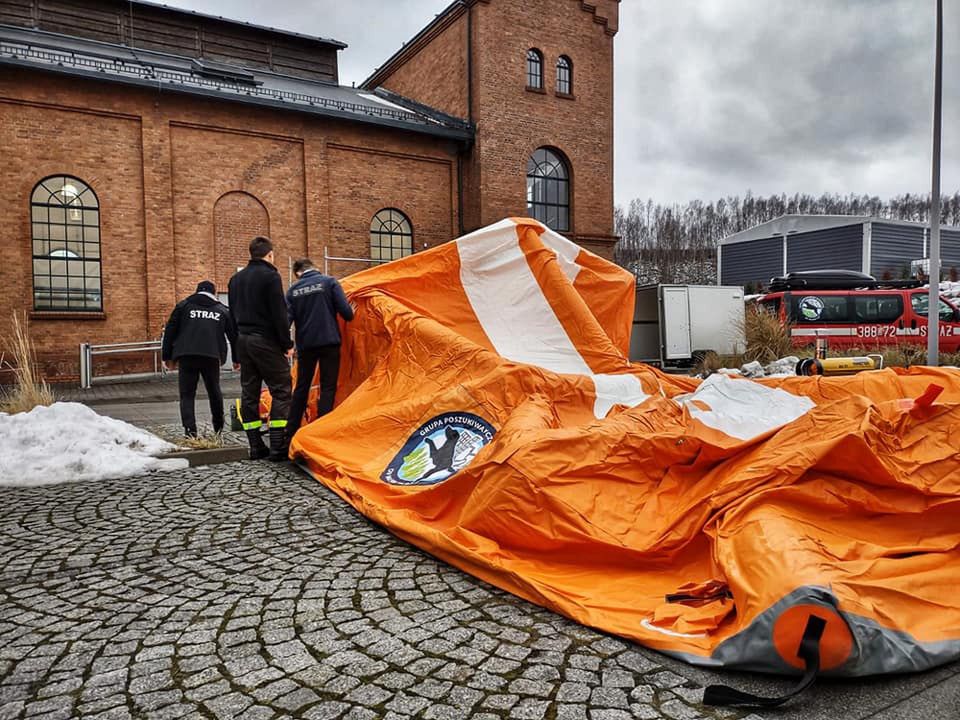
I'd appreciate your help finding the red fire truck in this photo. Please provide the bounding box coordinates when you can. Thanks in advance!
[756,271,960,352]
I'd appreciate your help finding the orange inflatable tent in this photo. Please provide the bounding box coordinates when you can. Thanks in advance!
[289,218,960,696]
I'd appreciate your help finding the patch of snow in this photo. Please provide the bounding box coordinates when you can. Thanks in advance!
[739,360,765,378]
[764,356,799,377]
[0,402,187,487]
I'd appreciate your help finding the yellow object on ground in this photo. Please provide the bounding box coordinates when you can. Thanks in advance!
[797,355,882,376]
[288,218,960,678]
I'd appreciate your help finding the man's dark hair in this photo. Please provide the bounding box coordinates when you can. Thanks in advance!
[293,258,315,275]
[249,236,273,259]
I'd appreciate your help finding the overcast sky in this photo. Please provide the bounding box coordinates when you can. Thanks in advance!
[169,0,959,208]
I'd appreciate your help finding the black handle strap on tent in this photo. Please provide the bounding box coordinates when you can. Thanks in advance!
[665,588,733,604]
[703,614,827,709]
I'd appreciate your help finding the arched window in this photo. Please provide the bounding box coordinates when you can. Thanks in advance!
[557,55,572,95]
[526,48,543,89]
[526,148,570,232]
[31,175,101,311]
[370,209,413,265]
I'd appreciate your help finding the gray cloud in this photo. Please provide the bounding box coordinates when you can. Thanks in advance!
[616,0,959,205]
[160,1,960,207]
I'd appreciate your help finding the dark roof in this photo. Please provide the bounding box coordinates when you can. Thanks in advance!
[0,25,473,141]
[721,214,960,246]
[130,0,347,49]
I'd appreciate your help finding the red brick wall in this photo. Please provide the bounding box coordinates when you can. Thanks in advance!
[169,123,307,309]
[0,97,148,379]
[369,0,619,258]
[326,144,457,278]
[0,72,460,379]
[377,10,470,120]
[470,0,618,256]
[213,192,271,291]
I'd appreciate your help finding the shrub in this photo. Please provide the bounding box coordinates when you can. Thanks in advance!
[0,312,54,414]
[741,306,793,365]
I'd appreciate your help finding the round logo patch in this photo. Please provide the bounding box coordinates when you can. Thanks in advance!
[798,296,825,321]
[381,412,496,486]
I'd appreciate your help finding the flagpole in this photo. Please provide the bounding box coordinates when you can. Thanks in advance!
[927,0,943,365]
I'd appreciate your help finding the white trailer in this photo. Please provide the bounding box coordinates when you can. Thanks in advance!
[629,284,746,366]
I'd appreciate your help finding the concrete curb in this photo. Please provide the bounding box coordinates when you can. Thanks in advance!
[162,446,249,467]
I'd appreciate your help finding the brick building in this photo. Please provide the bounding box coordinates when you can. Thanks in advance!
[0,0,619,379]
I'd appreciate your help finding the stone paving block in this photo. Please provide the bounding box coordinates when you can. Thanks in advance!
[660,698,706,720]
[558,681,592,702]
[301,701,350,720]
[511,697,551,719]
[341,707,377,720]
[591,686,629,709]
[589,709,633,720]
[235,705,275,720]
[274,687,322,712]
[410,678,453,700]
[508,677,554,698]
[385,691,430,715]
[556,704,589,720]
[483,693,520,710]
[343,683,393,707]
[422,704,462,720]
[203,692,254,719]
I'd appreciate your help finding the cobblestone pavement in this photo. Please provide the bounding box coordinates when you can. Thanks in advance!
[0,462,955,720]
[0,463,758,720]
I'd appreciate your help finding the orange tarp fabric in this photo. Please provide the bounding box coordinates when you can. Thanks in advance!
[290,218,960,676]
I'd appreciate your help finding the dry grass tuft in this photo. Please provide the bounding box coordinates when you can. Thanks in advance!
[741,306,793,365]
[0,312,54,414]
[177,432,225,450]
[881,346,922,369]
[695,351,745,376]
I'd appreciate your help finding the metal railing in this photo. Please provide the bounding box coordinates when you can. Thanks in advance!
[323,246,381,275]
[78,340,164,389]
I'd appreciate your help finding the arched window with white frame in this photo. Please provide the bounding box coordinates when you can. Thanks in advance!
[526,48,544,89]
[557,55,573,94]
[370,208,413,265]
[31,175,102,311]
[526,148,570,232]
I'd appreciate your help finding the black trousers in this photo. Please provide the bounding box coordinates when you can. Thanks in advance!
[287,344,341,440]
[177,355,223,434]
[236,334,292,431]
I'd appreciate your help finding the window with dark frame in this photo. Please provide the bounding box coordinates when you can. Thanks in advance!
[30,176,102,312]
[370,208,413,265]
[526,48,543,89]
[526,148,570,232]
[557,55,572,94]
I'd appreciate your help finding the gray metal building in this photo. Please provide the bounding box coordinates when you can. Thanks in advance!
[718,215,960,289]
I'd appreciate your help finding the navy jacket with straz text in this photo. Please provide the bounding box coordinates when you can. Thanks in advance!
[286,269,354,349]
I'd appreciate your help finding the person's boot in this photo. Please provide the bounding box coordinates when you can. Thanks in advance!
[246,429,269,460]
[268,426,289,462]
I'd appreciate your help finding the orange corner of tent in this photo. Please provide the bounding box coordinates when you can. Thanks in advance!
[509,217,547,234]
[772,604,853,671]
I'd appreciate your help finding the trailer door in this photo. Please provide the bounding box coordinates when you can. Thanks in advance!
[661,286,692,360]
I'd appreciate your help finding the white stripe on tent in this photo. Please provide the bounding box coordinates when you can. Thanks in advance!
[457,224,647,419]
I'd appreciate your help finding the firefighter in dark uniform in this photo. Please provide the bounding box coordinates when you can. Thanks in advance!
[284,258,355,446]
[161,280,238,437]
[228,236,294,460]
